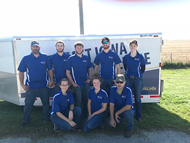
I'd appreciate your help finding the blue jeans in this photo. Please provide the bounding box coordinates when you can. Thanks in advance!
[83,110,107,133]
[126,78,143,119]
[107,108,134,130]
[101,79,113,95]
[23,87,50,123]
[54,83,60,93]
[73,83,90,118]
[50,106,81,130]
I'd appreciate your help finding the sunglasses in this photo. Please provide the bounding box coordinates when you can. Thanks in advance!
[116,81,124,84]
[102,41,109,44]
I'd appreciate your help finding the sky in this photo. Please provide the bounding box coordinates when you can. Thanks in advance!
[0,0,189,40]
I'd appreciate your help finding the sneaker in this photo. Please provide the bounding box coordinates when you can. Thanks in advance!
[21,122,29,127]
[44,118,51,123]
[124,129,133,138]
[71,126,82,132]
[54,123,60,132]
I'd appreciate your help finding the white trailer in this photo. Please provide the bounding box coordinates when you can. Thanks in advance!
[0,33,163,106]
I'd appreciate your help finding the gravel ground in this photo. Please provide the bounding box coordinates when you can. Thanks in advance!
[0,129,190,143]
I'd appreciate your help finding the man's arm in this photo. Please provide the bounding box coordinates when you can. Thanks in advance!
[85,68,92,83]
[115,105,131,123]
[47,70,54,88]
[94,65,99,73]
[109,103,116,127]
[66,70,79,87]
[116,64,121,75]
[19,72,29,91]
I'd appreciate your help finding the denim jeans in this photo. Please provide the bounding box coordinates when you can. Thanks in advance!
[23,87,50,123]
[73,83,90,118]
[83,110,107,133]
[50,106,81,130]
[54,83,60,93]
[101,79,113,96]
[126,78,143,119]
[107,108,134,130]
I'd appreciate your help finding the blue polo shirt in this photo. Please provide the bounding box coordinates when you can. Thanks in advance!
[109,85,133,110]
[18,53,52,89]
[50,90,75,114]
[50,52,70,83]
[123,51,146,78]
[94,50,121,80]
[87,88,108,112]
[65,54,92,86]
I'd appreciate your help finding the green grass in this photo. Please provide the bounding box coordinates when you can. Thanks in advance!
[162,62,190,69]
[0,69,190,139]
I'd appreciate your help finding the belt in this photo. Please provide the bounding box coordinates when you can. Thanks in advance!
[128,76,139,79]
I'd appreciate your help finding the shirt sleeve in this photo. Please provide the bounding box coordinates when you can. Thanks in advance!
[52,95,61,113]
[102,91,108,103]
[125,87,133,106]
[109,87,115,104]
[140,54,146,65]
[123,55,126,65]
[65,57,72,71]
[94,55,100,65]
[18,57,26,72]
[69,92,75,105]
[46,56,52,70]
[114,53,121,65]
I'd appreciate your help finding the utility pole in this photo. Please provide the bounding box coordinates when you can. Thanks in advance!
[79,0,84,35]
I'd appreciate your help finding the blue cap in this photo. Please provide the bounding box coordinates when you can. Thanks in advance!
[31,41,40,47]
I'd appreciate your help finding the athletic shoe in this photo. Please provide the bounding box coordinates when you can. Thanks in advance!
[124,129,133,138]
[54,123,60,132]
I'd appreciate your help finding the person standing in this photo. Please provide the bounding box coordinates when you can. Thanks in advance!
[50,40,70,93]
[83,73,108,133]
[94,37,121,95]
[50,78,81,132]
[65,42,92,118]
[18,41,53,127]
[108,74,134,138]
[123,40,146,121]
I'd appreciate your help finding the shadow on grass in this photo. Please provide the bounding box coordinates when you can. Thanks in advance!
[0,101,189,139]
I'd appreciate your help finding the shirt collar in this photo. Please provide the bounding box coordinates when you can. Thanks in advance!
[30,52,42,58]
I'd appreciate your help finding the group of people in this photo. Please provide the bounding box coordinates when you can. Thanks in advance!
[18,37,146,138]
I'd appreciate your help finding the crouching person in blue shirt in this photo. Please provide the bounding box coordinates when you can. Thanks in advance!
[50,78,81,132]
[108,74,134,138]
[83,73,108,133]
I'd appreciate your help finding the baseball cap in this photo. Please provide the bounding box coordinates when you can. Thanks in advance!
[31,41,40,47]
[116,74,125,82]
[129,40,138,46]
[101,37,110,43]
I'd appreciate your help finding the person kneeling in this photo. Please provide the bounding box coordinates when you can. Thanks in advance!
[108,74,135,138]
[50,78,81,132]
[83,73,108,133]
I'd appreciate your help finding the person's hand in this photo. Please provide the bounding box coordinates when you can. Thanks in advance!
[73,83,79,88]
[21,84,30,91]
[110,119,116,127]
[69,110,73,121]
[68,121,76,127]
[115,112,121,123]
[87,114,92,121]
[85,79,90,84]
[47,81,54,88]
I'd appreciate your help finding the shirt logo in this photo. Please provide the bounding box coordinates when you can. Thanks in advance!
[122,95,126,98]
[41,61,46,64]
[135,58,139,60]
[83,60,87,62]
[67,99,70,101]
[63,59,68,61]
[97,96,102,99]
[108,56,113,59]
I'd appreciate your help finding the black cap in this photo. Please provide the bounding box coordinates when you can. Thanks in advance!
[101,37,110,43]
[129,40,138,46]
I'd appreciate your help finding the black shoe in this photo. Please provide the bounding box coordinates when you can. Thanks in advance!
[136,118,142,122]
[44,118,51,123]
[98,124,104,130]
[21,122,29,127]
[54,123,60,132]
[71,126,82,132]
[124,129,133,138]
